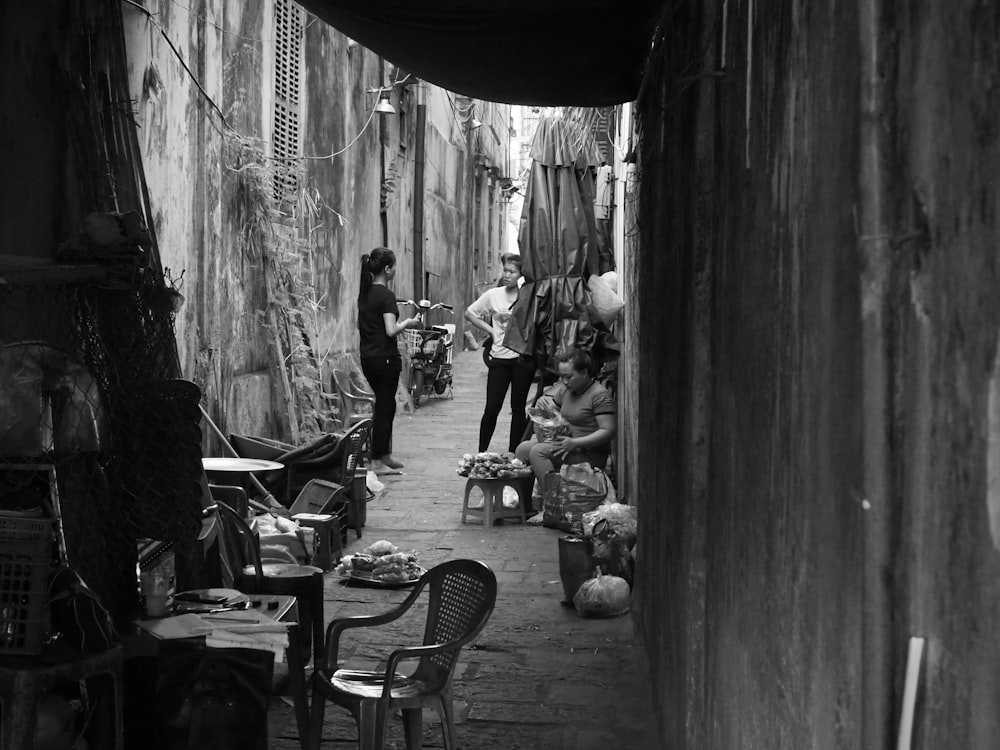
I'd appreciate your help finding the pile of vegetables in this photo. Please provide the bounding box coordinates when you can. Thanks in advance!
[335,539,422,583]
[456,451,533,479]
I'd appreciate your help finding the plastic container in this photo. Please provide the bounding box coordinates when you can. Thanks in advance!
[0,514,53,654]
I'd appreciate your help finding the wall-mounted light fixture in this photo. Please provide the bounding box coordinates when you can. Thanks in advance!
[366,85,396,114]
[374,93,395,114]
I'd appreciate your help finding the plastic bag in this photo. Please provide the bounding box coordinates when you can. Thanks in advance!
[542,466,612,534]
[582,502,637,545]
[573,570,630,618]
[526,404,570,442]
[588,273,625,325]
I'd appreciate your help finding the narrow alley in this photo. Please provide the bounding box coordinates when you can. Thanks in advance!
[269,349,658,749]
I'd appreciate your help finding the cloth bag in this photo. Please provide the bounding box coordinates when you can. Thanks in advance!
[45,566,117,654]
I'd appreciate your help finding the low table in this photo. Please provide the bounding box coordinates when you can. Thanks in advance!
[461,474,534,525]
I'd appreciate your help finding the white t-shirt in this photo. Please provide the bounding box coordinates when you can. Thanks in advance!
[467,286,520,359]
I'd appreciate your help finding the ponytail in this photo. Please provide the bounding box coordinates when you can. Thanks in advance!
[358,253,373,304]
[359,247,396,304]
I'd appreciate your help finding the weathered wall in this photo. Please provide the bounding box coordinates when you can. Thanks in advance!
[119,1,507,440]
[628,0,1000,748]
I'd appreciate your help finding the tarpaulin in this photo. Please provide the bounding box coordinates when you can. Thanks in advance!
[295,0,666,106]
[504,116,618,364]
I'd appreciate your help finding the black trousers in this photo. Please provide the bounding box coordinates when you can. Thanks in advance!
[480,355,535,453]
[360,355,402,459]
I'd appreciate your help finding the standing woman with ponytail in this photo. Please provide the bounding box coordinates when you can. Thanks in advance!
[358,248,421,471]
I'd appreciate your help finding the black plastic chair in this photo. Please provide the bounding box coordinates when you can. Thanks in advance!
[207,488,325,667]
[307,559,497,750]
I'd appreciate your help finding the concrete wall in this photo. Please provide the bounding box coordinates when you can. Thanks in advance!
[628,1,1000,748]
[116,0,508,441]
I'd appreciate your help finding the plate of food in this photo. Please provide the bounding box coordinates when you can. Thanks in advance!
[335,539,425,587]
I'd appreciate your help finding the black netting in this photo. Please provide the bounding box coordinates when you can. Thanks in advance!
[0,273,204,622]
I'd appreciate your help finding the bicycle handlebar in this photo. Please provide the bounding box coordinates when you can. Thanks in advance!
[401,299,454,314]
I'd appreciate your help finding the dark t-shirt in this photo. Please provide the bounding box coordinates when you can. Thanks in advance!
[358,284,401,358]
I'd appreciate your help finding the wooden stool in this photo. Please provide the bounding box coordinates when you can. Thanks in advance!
[461,475,534,525]
[0,644,124,750]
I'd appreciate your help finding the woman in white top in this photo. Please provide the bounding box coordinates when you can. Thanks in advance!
[464,253,535,452]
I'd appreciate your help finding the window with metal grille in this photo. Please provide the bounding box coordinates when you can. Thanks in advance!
[272,0,303,203]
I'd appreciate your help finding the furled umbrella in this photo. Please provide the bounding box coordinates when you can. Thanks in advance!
[504,115,617,369]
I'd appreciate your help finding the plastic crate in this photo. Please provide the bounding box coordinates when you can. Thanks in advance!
[0,514,53,655]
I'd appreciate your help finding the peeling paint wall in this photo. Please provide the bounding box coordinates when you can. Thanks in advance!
[629,0,1000,748]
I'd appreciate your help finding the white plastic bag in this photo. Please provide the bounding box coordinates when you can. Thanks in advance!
[573,570,630,618]
[366,470,385,495]
[582,502,637,545]
[588,273,625,325]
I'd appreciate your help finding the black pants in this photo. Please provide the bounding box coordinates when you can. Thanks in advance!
[480,355,535,453]
[360,355,402,459]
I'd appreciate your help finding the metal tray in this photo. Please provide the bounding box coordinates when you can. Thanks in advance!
[336,567,425,588]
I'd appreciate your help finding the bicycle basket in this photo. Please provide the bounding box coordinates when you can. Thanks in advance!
[402,329,423,356]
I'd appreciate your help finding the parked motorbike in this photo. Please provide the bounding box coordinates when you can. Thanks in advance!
[400,299,455,407]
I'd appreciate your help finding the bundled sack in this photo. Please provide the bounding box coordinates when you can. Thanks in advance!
[587,273,625,325]
[542,463,614,534]
[587,517,634,586]
[582,503,637,547]
[573,570,631,618]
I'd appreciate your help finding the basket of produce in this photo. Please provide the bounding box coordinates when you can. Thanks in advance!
[456,452,533,480]
[334,539,424,587]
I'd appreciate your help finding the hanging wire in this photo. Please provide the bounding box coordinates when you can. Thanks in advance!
[164,0,275,43]
[299,96,380,160]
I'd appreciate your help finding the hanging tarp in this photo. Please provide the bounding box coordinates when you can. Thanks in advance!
[504,116,618,364]
[295,0,666,105]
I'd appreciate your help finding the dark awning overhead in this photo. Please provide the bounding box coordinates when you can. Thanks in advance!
[295,0,665,106]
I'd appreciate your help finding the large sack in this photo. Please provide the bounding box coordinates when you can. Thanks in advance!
[542,465,613,534]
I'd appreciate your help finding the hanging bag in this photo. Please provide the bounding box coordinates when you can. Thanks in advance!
[45,565,117,654]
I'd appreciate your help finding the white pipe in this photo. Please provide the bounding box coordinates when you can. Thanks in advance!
[896,636,926,750]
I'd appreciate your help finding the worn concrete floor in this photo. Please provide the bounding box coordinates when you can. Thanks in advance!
[269,349,660,750]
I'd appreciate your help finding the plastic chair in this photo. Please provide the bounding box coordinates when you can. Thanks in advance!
[207,488,325,667]
[287,419,371,537]
[307,559,497,750]
[332,368,375,429]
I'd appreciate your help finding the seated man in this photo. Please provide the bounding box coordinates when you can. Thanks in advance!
[515,348,616,501]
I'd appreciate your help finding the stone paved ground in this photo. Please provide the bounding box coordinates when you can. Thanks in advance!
[269,350,660,749]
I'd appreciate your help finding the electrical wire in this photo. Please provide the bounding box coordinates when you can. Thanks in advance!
[164,0,275,43]
[123,0,231,135]
[299,97,379,160]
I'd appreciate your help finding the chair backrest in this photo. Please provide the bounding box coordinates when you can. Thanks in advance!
[341,418,372,474]
[412,559,497,689]
[332,368,374,427]
[289,478,348,515]
[207,488,264,583]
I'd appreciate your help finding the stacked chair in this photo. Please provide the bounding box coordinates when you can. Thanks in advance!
[230,418,372,537]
